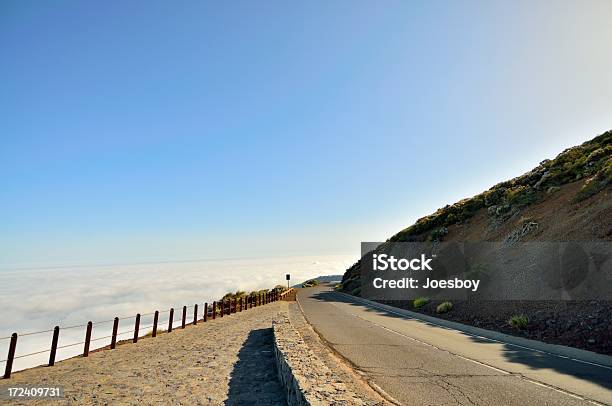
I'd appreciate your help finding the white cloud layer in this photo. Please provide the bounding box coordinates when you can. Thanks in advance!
[0,254,353,372]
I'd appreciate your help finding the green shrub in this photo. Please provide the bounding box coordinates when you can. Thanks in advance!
[573,159,612,202]
[483,187,506,207]
[508,314,529,329]
[351,287,361,296]
[546,186,560,194]
[505,186,539,207]
[302,279,320,288]
[436,301,453,314]
[430,227,448,241]
[413,297,430,308]
[334,283,343,291]
[223,290,248,300]
[466,264,489,280]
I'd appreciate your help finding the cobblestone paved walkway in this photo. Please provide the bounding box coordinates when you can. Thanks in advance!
[8,302,288,405]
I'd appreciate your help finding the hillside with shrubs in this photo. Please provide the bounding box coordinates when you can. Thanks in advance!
[340,130,611,354]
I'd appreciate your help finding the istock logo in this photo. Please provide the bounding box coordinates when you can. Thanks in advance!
[372,253,433,271]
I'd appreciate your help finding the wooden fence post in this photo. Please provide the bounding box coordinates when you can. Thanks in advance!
[111,317,119,348]
[193,304,198,325]
[48,326,60,366]
[204,303,208,322]
[133,314,140,343]
[182,306,187,329]
[212,301,216,320]
[83,321,92,357]
[168,308,174,332]
[3,333,17,379]
[152,311,159,337]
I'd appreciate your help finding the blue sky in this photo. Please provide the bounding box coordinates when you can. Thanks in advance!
[1,1,611,266]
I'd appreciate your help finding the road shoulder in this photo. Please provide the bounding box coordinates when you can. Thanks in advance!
[287,301,390,405]
[298,286,612,405]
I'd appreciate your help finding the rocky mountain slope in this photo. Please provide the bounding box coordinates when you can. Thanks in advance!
[340,130,611,353]
[342,130,611,292]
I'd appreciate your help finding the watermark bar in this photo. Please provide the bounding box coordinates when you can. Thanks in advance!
[360,241,612,301]
[1,386,65,400]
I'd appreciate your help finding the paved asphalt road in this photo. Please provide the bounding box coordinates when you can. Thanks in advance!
[297,286,612,406]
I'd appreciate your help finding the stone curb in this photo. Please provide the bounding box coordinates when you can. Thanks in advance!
[336,291,612,369]
[272,315,366,405]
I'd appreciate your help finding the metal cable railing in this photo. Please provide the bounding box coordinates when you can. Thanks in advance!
[56,341,86,350]
[1,289,284,379]
[3,311,164,339]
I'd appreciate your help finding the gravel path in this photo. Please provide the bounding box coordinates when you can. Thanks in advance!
[6,302,288,405]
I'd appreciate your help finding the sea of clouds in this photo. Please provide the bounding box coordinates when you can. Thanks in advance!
[0,254,354,372]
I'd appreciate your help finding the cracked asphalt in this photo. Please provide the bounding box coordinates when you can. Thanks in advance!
[297,286,612,406]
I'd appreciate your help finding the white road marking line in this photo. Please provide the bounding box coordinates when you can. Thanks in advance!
[343,293,612,371]
[369,381,403,405]
[327,300,511,375]
[313,291,608,405]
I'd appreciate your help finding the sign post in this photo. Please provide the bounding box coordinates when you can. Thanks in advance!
[286,274,290,289]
